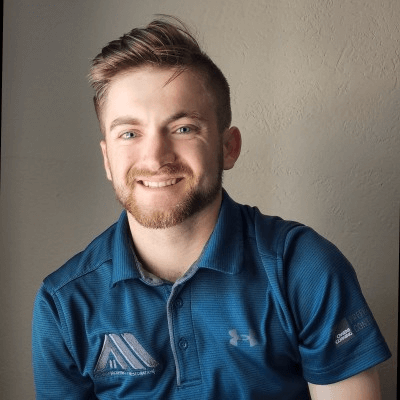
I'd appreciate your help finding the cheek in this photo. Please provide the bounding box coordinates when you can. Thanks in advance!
[184,147,209,172]
[194,150,220,182]
[109,151,137,179]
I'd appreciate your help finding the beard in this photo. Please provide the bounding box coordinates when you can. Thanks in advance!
[113,153,224,229]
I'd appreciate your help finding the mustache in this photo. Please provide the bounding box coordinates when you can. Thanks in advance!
[126,163,193,186]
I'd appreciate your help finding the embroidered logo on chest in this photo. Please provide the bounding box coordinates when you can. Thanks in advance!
[229,329,259,347]
[94,333,159,377]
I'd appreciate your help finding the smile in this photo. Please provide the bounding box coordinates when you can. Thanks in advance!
[140,178,182,188]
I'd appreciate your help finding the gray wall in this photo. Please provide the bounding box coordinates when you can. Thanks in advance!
[1,0,398,398]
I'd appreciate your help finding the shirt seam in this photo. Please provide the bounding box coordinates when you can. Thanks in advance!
[47,257,112,295]
[52,290,76,364]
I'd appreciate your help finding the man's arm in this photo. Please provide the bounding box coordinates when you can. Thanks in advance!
[32,284,95,399]
[308,368,382,400]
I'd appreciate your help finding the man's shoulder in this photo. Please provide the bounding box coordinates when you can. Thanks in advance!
[42,219,120,294]
[225,193,331,260]
[234,200,304,256]
[237,201,354,282]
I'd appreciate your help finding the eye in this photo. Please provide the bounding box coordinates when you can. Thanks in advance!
[121,131,137,139]
[176,126,192,134]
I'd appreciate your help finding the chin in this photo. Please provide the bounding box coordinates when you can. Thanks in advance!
[127,185,221,229]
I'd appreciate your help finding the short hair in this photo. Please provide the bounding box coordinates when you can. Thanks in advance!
[88,15,231,134]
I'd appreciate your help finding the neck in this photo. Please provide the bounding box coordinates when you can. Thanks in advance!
[127,191,222,282]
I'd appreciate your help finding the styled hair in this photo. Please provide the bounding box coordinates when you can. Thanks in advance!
[88,15,231,134]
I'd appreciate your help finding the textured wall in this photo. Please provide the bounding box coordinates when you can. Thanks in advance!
[1,0,398,398]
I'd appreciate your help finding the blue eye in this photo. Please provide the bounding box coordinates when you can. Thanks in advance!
[122,131,137,139]
[177,126,191,134]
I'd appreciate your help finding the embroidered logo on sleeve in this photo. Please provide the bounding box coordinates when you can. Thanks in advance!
[94,333,159,377]
[332,318,354,347]
[332,307,374,347]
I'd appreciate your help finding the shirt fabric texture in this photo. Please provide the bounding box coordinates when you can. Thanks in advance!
[32,190,391,399]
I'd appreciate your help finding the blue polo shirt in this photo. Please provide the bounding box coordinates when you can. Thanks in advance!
[32,191,391,399]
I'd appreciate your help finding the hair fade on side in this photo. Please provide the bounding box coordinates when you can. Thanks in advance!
[88,15,231,134]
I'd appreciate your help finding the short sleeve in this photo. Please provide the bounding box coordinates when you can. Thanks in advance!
[32,284,96,399]
[283,226,391,385]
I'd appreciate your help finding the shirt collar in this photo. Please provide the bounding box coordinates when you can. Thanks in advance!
[110,211,141,286]
[110,189,244,286]
[194,189,244,275]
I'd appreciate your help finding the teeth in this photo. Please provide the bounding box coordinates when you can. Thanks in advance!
[142,178,178,188]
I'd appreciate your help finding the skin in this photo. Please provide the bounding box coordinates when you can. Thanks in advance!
[100,66,241,281]
[308,367,382,399]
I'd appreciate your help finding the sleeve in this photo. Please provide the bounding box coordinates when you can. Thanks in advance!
[32,284,96,399]
[282,226,391,385]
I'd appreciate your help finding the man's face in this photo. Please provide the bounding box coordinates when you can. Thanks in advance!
[100,67,230,229]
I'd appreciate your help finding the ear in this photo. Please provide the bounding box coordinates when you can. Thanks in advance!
[222,126,242,170]
[100,140,113,181]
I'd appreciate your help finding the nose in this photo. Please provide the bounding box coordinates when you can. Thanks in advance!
[141,131,176,172]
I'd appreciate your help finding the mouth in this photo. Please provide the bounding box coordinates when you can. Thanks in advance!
[138,178,184,188]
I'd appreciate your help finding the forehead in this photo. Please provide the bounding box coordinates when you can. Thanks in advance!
[102,67,216,127]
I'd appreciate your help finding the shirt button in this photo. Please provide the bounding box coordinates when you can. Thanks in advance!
[175,298,183,308]
[178,338,188,350]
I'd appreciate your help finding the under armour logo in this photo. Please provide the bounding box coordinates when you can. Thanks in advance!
[94,333,159,377]
[229,329,258,347]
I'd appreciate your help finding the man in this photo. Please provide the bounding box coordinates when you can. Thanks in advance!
[32,16,391,399]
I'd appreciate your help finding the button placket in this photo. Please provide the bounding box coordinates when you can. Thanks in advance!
[167,282,202,387]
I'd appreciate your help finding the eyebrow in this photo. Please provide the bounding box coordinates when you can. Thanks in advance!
[109,117,140,132]
[109,111,207,132]
[165,111,207,125]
